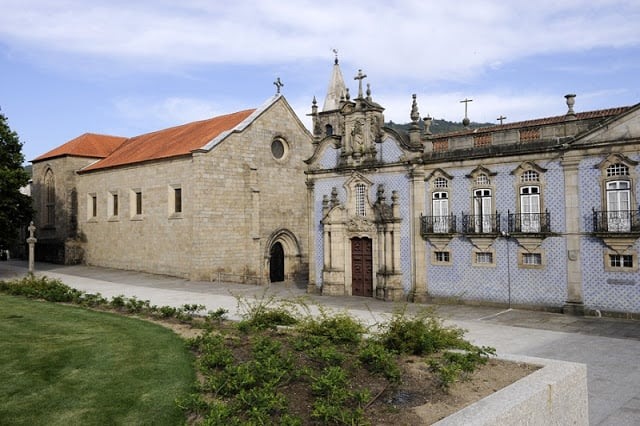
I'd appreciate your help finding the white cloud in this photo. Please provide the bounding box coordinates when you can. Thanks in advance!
[1,0,639,81]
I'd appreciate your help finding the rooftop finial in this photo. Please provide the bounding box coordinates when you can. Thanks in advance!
[410,94,420,125]
[273,77,284,94]
[332,48,339,64]
[565,94,576,118]
[497,115,507,125]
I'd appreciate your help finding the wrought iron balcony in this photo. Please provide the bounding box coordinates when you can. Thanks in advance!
[420,214,457,236]
[592,209,640,234]
[508,211,551,234]
[461,213,501,234]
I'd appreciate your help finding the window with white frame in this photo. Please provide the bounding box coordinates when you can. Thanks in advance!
[432,192,449,233]
[522,252,542,265]
[609,254,633,268]
[606,179,631,232]
[520,186,541,232]
[473,189,492,232]
[475,251,493,264]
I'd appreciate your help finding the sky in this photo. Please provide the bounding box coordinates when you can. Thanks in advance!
[1,0,640,164]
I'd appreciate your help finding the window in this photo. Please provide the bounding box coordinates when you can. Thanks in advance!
[271,138,287,160]
[475,252,493,264]
[87,193,97,220]
[434,251,450,263]
[355,183,366,216]
[108,191,119,218]
[522,253,542,265]
[131,189,143,218]
[607,163,629,177]
[473,189,492,232]
[432,192,449,233]
[434,177,448,188]
[610,254,633,268]
[521,170,539,182]
[475,174,490,185]
[520,186,541,232]
[325,124,333,136]
[44,169,55,226]
[174,188,182,213]
[136,192,142,215]
[606,180,631,232]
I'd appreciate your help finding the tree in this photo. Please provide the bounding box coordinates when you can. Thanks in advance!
[0,109,34,251]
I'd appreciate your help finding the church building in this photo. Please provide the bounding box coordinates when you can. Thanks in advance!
[31,95,313,284]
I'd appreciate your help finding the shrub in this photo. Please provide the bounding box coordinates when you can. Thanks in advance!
[235,292,301,331]
[296,309,366,345]
[0,275,82,302]
[377,305,468,355]
[358,340,401,382]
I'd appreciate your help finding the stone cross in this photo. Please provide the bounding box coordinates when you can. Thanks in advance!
[497,115,507,125]
[460,98,473,126]
[273,77,284,94]
[26,221,37,274]
[354,69,367,98]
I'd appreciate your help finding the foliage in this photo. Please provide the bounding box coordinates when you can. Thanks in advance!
[376,305,469,355]
[0,274,82,302]
[296,307,367,346]
[235,290,304,331]
[428,346,497,391]
[0,110,33,250]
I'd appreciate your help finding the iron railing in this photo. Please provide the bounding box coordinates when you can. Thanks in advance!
[592,209,640,233]
[508,211,551,234]
[461,213,501,234]
[420,214,457,235]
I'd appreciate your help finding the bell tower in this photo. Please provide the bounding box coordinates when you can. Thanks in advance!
[309,54,386,166]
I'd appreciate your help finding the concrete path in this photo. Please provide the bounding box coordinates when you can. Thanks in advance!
[2,261,639,425]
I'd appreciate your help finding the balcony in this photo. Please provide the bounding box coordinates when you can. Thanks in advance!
[461,213,501,235]
[508,211,552,235]
[592,209,640,235]
[420,214,457,236]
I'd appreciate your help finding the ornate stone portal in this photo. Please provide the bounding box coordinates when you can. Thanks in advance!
[320,175,403,300]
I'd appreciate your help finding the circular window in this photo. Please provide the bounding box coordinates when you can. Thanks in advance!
[271,138,287,160]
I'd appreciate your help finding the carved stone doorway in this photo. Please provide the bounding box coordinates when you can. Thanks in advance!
[269,242,285,282]
[351,237,373,297]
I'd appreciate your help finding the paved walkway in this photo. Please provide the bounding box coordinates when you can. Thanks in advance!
[1,260,639,425]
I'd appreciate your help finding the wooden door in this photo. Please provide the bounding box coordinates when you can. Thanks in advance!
[351,237,373,297]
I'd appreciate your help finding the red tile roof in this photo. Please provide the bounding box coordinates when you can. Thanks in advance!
[431,107,632,140]
[82,109,255,172]
[33,133,127,162]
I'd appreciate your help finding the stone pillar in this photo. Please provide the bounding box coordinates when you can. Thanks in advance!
[27,221,37,274]
[306,179,317,293]
[562,158,585,315]
[409,168,428,302]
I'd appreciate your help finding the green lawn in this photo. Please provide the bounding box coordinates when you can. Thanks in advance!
[0,294,195,425]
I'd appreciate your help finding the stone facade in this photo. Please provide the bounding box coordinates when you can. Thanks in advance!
[32,95,313,284]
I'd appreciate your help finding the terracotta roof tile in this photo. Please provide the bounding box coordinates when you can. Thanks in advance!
[33,133,127,162]
[432,106,632,140]
[81,108,256,172]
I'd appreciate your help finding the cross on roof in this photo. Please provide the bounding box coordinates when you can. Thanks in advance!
[460,98,473,118]
[354,69,367,98]
[273,77,284,94]
[497,115,507,125]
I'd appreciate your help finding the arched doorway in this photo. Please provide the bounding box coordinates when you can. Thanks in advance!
[269,242,285,282]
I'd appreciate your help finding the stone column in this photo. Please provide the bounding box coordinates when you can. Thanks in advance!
[27,221,37,274]
[562,158,585,315]
[306,179,317,293]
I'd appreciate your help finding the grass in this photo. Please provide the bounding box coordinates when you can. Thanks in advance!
[0,294,195,425]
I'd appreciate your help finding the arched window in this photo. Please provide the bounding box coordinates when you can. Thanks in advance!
[325,124,334,136]
[44,169,55,226]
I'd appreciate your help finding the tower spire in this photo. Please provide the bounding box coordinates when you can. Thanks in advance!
[322,52,347,111]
